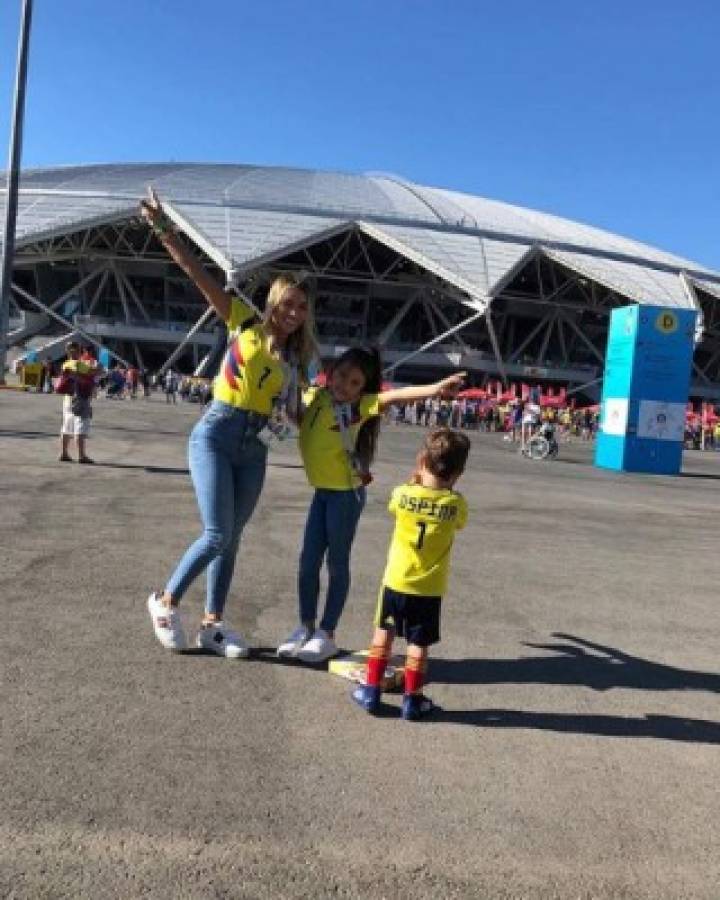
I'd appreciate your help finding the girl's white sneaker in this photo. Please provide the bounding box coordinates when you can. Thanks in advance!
[147,592,187,651]
[296,628,338,663]
[276,625,311,658]
[196,622,250,659]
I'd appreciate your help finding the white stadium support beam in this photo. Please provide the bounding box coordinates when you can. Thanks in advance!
[508,311,554,364]
[7,264,108,347]
[158,307,216,376]
[425,294,470,353]
[558,312,604,364]
[378,293,419,346]
[113,264,131,323]
[117,267,151,323]
[536,310,558,365]
[484,305,508,386]
[383,308,486,375]
[11,281,130,366]
[86,267,110,316]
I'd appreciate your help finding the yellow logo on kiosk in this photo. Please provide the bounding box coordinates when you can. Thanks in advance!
[655,311,678,334]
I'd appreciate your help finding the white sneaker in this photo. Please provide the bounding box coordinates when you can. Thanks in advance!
[147,592,187,651]
[296,628,338,663]
[196,622,250,659]
[276,625,311,658]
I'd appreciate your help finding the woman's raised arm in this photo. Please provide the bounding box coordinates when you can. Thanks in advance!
[140,187,231,323]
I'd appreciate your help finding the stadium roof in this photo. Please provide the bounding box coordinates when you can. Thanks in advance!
[3,162,719,310]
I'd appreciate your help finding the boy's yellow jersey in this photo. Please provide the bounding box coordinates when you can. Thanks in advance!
[382,483,468,597]
[212,298,285,415]
[299,387,381,489]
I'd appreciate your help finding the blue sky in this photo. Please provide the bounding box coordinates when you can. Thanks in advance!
[1,0,719,269]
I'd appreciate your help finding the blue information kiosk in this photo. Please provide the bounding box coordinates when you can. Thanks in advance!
[595,304,697,475]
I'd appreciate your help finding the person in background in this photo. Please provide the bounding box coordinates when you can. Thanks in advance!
[58,340,100,464]
[164,368,178,404]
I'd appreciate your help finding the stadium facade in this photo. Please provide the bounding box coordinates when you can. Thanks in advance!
[3,162,720,398]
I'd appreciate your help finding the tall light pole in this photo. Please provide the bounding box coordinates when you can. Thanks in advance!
[0,0,34,384]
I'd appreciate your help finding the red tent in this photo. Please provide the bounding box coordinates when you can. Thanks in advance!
[687,409,719,424]
[458,387,487,400]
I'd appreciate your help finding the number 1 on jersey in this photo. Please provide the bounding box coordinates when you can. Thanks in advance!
[415,521,427,550]
[258,366,272,389]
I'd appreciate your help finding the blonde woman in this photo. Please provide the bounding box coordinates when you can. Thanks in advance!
[141,189,317,657]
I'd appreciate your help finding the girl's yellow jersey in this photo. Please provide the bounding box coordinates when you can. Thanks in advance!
[382,483,468,597]
[212,298,285,415]
[299,387,381,490]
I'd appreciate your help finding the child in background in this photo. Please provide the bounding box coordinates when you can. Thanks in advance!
[277,348,465,663]
[352,427,469,720]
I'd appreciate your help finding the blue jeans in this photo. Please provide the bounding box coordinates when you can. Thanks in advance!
[298,487,366,633]
[166,401,268,617]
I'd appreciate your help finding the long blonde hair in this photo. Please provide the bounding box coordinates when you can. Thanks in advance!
[263,272,318,381]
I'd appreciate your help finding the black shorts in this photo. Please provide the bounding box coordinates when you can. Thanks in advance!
[374,586,441,647]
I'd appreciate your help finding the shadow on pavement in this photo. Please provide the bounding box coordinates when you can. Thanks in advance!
[92,461,190,475]
[679,471,720,481]
[99,424,189,436]
[251,646,337,670]
[429,708,720,744]
[0,428,56,439]
[430,633,720,694]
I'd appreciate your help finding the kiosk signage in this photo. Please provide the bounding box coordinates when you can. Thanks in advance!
[595,304,696,475]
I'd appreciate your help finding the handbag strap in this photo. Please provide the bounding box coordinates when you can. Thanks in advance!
[332,399,369,492]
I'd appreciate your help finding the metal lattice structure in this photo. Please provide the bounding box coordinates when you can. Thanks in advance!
[2,162,720,395]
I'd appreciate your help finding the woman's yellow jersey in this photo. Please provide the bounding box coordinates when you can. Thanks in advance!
[299,387,381,490]
[382,483,468,597]
[212,298,285,415]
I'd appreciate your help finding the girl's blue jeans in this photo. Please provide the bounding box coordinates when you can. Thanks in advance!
[166,401,268,618]
[298,487,366,633]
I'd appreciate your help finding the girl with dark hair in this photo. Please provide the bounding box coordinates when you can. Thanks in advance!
[278,347,465,662]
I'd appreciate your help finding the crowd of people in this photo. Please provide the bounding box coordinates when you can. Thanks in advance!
[391,396,601,442]
[25,352,214,405]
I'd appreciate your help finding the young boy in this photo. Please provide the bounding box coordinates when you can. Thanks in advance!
[352,427,470,720]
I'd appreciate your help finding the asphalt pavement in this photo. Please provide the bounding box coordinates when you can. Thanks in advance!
[1,390,718,899]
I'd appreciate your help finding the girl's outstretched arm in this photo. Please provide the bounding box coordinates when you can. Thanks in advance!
[140,187,232,323]
[377,372,466,412]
